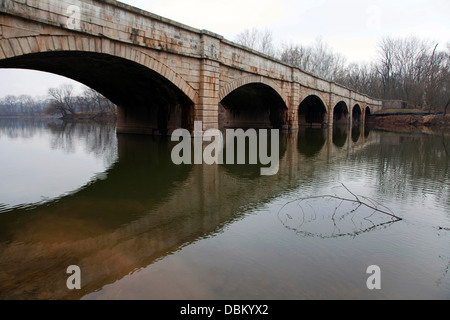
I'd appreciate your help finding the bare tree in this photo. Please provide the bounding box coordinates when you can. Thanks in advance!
[280,37,347,81]
[336,62,380,96]
[0,94,47,116]
[375,37,397,100]
[0,95,18,115]
[46,84,77,118]
[234,28,276,57]
[422,45,449,112]
[235,28,259,50]
[280,42,313,71]
[336,36,449,112]
[444,98,450,116]
[82,87,116,113]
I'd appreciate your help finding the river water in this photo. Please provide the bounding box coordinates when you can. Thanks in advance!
[0,118,449,300]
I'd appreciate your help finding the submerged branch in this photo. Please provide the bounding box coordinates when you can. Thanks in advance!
[277,183,403,239]
[280,183,402,221]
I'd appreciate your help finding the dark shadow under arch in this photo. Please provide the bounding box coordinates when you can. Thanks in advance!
[219,83,287,130]
[365,107,371,119]
[0,51,194,135]
[352,104,362,126]
[298,95,327,127]
[333,101,349,125]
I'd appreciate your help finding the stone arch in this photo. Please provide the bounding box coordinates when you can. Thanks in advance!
[0,35,198,104]
[298,94,328,127]
[219,76,288,129]
[0,35,200,134]
[364,106,371,122]
[300,89,329,113]
[333,101,349,125]
[219,75,288,107]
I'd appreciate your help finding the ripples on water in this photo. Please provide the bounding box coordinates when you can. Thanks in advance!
[0,119,448,299]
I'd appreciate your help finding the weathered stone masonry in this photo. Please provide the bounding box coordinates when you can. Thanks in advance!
[0,0,382,135]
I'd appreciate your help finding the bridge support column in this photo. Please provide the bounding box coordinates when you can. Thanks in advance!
[326,102,334,129]
[288,82,301,131]
[348,111,353,129]
[362,106,367,125]
[194,31,222,137]
[195,59,220,136]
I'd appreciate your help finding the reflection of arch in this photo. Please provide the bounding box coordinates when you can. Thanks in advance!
[298,95,328,127]
[219,81,288,129]
[220,131,287,179]
[2,133,193,232]
[333,126,347,148]
[297,127,326,157]
[333,101,349,125]
[351,126,361,143]
[0,35,197,134]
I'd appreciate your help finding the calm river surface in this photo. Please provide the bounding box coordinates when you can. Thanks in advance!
[0,118,449,300]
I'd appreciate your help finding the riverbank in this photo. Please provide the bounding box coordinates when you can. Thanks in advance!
[60,110,117,123]
[367,109,449,134]
[1,111,117,124]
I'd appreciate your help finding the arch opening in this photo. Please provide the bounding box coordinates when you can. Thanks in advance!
[0,51,194,135]
[298,95,327,128]
[333,101,349,126]
[365,107,371,124]
[352,104,362,126]
[219,83,287,130]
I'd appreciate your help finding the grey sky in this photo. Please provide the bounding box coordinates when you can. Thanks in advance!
[0,0,448,98]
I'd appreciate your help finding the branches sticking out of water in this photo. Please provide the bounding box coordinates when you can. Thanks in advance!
[278,183,402,239]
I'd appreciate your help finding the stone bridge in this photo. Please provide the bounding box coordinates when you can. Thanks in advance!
[0,0,382,135]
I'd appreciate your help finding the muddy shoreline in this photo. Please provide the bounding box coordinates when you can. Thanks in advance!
[367,113,449,135]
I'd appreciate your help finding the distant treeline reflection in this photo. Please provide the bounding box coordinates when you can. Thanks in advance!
[0,118,118,163]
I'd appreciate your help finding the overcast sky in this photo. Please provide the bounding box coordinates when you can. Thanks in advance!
[0,0,449,98]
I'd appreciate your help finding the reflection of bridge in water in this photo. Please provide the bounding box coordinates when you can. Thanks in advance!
[0,124,379,299]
